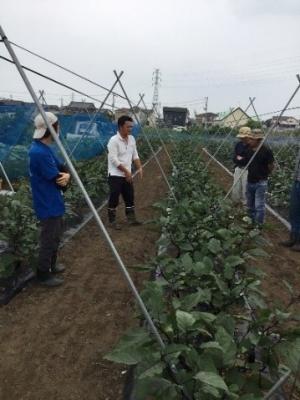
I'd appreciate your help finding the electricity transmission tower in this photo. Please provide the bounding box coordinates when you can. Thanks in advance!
[152,68,161,117]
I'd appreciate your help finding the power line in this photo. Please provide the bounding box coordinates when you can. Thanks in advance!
[0,54,114,108]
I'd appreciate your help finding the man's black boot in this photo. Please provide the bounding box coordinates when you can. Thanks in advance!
[291,234,300,252]
[280,233,296,247]
[51,263,66,273]
[126,207,142,226]
[108,208,121,230]
[37,270,64,287]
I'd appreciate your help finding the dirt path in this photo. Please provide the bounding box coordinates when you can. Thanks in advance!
[0,150,170,400]
[202,149,300,309]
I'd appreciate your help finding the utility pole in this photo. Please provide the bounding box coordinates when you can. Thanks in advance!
[152,68,161,118]
[204,96,208,129]
[204,96,208,113]
[112,93,116,112]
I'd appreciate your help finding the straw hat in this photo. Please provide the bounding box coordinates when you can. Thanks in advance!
[237,126,251,138]
[247,128,264,140]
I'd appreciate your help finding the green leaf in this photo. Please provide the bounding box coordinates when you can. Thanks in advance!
[245,248,269,258]
[215,313,236,336]
[224,255,244,267]
[201,384,220,397]
[200,341,224,352]
[216,228,232,240]
[104,328,152,365]
[275,338,300,372]
[104,346,144,365]
[193,261,212,276]
[181,253,194,272]
[215,326,236,367]
[208,238,222,254]
[176,310,196,332]
[181,289,211,311]
[193,311,216,324]
[224,264,234,280]
[139,362,164,379]
[134,377,180,399]
[194,371,228,392]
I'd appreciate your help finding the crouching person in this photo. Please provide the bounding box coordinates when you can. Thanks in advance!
[29,112,70,287]
[107,115,143,229]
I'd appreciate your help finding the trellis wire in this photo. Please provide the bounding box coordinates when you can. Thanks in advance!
[224,76,300,201]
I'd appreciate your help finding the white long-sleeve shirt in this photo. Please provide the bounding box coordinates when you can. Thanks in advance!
[107,132,139,177]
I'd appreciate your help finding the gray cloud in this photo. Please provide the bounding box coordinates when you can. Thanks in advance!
[228,0,300,17]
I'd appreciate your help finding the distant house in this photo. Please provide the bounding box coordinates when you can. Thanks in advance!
[214,107,250,128]
[115,107,156,126]
[163,107,189,127]
[0,99,28,106]
[44,105,60,113]
[61,101,97,114]
[195,112,218,127]
[265,116,299,130]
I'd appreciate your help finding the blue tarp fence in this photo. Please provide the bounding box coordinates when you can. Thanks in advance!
[0,104,140,180]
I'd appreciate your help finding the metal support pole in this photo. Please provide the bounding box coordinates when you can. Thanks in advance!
[0,160,14,192]
[224,76,300,200]
[249,97,281,170]
[113,70,178,203]
[68,72,124,158]
[37,90,75,158]
[139,94,175,169]
[204,100,253,172]
[264,369,291,400]
[0,25,165,350]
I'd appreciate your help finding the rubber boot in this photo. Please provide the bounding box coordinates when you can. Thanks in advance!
[51,254,65,273]
[280,232,296,247]
[126,207,142,226]
[291,233,300,252]
[51,264,66,273]
[36,270,64,287]
[108,208,121,230]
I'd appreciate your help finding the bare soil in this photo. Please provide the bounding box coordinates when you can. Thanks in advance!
[0,150,169,400]
[1,147,299,400]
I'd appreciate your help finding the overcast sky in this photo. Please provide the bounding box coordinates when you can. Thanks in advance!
[1,0,300,118]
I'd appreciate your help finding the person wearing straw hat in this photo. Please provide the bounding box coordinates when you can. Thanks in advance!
[29,112,70,287]
[232,126,252,204]
[280,148,300,251]
[246,128,274,225]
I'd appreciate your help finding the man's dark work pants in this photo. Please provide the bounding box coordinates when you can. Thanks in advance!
[37,216,63,273]
[108,176,135,222]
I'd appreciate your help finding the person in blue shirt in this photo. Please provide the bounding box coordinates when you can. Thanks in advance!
[29,112,70,287]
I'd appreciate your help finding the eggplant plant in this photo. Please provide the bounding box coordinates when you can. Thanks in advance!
[106,144,300,399]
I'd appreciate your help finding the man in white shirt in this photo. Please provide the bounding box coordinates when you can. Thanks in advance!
[107,115,143,229]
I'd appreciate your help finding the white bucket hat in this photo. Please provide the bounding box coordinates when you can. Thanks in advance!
[33,112,58,139]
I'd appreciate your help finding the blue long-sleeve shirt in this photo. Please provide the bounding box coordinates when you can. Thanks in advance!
[29,140,65,220]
